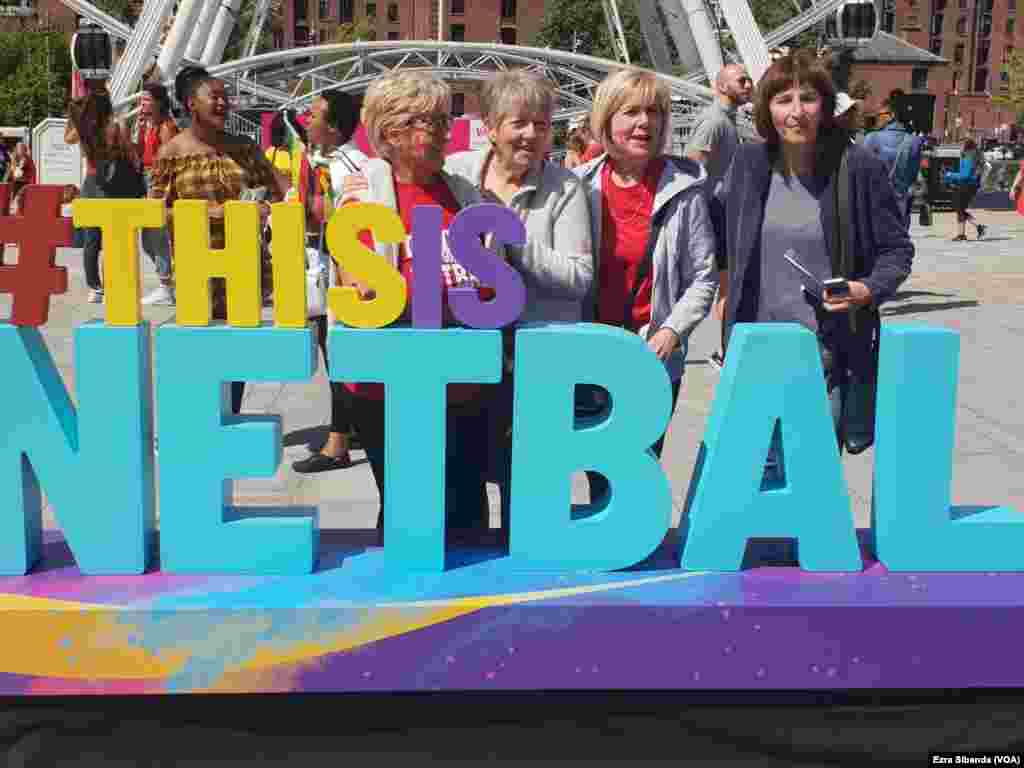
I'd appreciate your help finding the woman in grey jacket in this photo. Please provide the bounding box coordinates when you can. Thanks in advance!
[574,68,717,478]
[443,69,595,538]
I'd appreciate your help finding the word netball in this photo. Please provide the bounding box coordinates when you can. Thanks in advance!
[0,188,1021,577]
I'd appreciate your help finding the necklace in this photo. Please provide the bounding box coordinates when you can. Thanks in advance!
[607,164,650,225]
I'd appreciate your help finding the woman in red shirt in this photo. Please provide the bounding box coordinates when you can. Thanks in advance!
[337,71,490,542]
[573,68,718,501]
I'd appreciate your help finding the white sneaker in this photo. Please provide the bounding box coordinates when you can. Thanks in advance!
[87,289,104,304]
[142,285,175,306]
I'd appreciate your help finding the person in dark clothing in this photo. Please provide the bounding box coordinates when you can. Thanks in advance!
[712,51,913,475]
[944,138,986,241]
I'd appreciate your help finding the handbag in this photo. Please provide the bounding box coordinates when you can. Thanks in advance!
[306,225,331,318]
[97,155,146,199]
[832,150,879,455]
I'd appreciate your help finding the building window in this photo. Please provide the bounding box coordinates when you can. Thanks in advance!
[1007,18,1015,34]
[980,13,992,36]
[911,67,929,90]
[1002,70,1011,83]
[450,23,465,41]
[319,27,328,42]
[367,29,376,39]
[451,0,464,13]
[957,16,967,33]
[930,36,943,53]
[958,0,967,7]
[935,0,947,9]
[295,0,307,21]
[931,14,943,34]
[1010,0,1017,12]
[339,0,353,22]
[882,11,894,31]
[319,0,328,18]
[366,1,376,16]
[975,67,988,91]
[500,26,517,44]
[273,29,284,48]
[978,40,991,63]
[1004,44,1014,61]
[387,30,398,39]
[387,2,397,21]
[452,92,465,116]
[501,0,517,19]
[954,42,964,61]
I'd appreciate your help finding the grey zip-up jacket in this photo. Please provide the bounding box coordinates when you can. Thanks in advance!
[574,154,717,380]
[444,149,593,323]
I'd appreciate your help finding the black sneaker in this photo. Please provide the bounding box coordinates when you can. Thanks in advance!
[976,224,987,240]
[709,350,725,371]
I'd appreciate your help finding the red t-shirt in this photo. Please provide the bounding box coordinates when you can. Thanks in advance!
[345,177,485,403]
[597,158,663,331]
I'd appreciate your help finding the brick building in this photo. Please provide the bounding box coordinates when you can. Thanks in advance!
[845,31,953,136]
[0,0,79,36]
[278,0,548,114]
[871,0,1020,138]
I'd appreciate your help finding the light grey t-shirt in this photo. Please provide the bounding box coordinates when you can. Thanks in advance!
[684,101,739,194]
[757,171,831,333]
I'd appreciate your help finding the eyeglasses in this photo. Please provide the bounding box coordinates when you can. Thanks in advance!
[406,113,451,132]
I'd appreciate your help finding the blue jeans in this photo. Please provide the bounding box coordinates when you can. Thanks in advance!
[141,171,173,280]
[79,174,104,291]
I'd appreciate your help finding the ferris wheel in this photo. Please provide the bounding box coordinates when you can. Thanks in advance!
[65,0,883,126]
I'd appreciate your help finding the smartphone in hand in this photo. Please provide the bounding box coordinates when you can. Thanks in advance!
[823,278,851,298]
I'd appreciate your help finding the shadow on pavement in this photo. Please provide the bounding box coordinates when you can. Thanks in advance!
[882,299,980,317]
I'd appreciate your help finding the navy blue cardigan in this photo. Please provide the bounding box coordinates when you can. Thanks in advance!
[712,142,914,349]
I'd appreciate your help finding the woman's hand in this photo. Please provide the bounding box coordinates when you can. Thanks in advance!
[822,280,873,313]
[353,281,376,301]
[647,327,680,360]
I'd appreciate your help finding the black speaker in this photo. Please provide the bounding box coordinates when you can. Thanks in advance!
[898,93,935,135]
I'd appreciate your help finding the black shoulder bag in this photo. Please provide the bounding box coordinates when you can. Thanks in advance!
[832,151,881,455]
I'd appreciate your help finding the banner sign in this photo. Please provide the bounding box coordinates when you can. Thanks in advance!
[0,188,1020,579]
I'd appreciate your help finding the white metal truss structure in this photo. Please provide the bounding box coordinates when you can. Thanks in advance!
[196,41,716,144]
[602,0,632,64]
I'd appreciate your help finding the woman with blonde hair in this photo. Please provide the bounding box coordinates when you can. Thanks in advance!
[574,67,718,500]
[338,71,491,540]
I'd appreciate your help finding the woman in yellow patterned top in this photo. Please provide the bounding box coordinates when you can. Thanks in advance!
[150,65,287,414]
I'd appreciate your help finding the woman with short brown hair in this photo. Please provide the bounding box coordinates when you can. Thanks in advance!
[714,50,913,464]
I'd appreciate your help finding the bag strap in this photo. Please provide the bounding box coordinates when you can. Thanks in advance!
[623,200,670,330]
[831,149,861,333]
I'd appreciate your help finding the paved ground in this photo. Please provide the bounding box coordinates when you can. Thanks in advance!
[4,207,1022,533]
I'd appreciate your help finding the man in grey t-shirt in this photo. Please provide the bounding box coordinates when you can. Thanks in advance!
[685,63,752,366]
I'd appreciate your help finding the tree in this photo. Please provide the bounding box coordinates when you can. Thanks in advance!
[533,0,652,68]
[746,0,818,52]
[89,0,137,24]
[0,30,72,128]
[992,52,1024,124]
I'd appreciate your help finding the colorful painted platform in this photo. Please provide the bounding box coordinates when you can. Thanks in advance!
[1,528,1022,695]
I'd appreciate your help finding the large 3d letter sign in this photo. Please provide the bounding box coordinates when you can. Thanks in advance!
[0,188,1021,576]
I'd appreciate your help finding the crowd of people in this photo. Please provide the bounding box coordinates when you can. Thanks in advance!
[34,49,925,543]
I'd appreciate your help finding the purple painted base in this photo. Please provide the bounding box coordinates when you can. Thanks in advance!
[0,530,1022,694]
